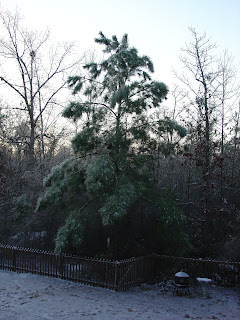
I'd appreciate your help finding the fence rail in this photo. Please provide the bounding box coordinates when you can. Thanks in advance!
[0,245,239,291]
[153,254,240,287]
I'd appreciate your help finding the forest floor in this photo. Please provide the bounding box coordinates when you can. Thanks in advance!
[0,269,239,320]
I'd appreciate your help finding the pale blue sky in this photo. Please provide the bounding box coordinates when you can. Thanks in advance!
[1,0,240,87]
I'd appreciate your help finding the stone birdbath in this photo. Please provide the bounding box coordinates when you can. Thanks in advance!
[196,277,212,298]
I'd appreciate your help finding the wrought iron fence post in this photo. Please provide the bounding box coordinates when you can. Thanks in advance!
[237,262,240,286]
[12,247,16,271]
[114,261,119,291]
[58,254,64,278]
[0,246,2,269]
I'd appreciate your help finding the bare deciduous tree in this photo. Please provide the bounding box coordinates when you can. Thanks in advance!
[0,8,81,165]
[176,27,221,211]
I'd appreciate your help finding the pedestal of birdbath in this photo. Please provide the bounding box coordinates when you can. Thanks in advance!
[196,277,212,298]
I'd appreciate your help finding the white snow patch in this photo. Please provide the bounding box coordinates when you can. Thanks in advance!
[196,277,212,284]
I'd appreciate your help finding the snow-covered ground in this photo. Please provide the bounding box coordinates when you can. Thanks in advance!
[0,269,239,320]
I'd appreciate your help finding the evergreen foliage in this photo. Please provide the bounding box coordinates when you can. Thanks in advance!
[14,194,33,223]
[37,32,189,258]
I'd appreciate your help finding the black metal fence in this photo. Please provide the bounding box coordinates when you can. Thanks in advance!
[0,245,239,291]
[153,254,240,287]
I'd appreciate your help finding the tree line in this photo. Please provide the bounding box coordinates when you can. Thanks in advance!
[0,9,240,260]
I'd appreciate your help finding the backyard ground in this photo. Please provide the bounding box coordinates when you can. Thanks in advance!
[0,269,239,319]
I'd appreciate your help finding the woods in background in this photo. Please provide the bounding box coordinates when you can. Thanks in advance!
[0,9,240,260]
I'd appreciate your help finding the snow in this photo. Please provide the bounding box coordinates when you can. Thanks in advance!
[0,270,239,320]
[175,271,189,278]
[196,278,212,284]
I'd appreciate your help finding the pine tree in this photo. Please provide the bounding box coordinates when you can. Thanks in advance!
[37,33,188,257]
